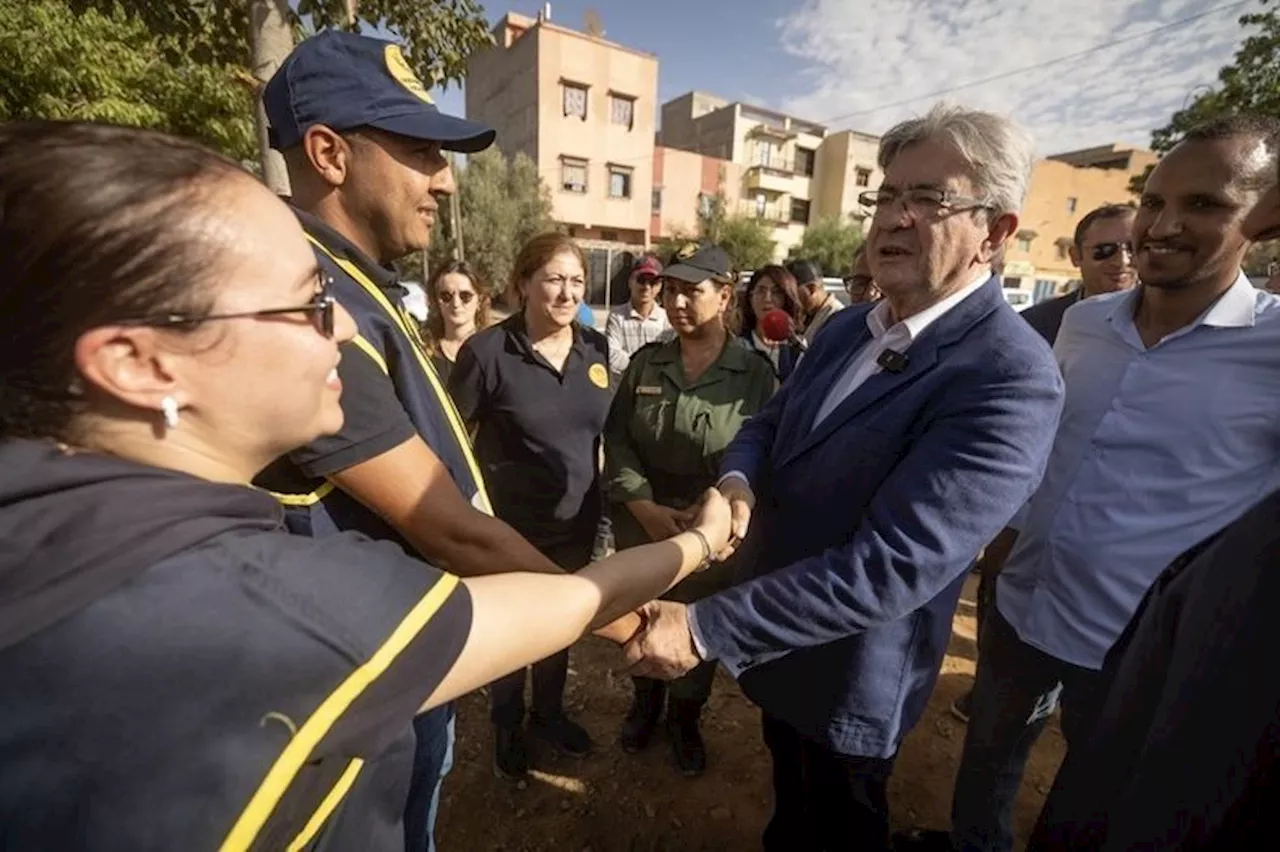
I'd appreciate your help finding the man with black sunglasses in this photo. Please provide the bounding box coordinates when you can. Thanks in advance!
[949,202,1137,725]
[1017,204,1137,345]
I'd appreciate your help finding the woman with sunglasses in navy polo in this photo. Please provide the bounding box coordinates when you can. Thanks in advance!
[422,260,493,385]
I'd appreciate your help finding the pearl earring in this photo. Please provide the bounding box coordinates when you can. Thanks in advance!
[161,396,180,430]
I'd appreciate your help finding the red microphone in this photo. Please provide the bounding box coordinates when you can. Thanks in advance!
[760,309,807,350]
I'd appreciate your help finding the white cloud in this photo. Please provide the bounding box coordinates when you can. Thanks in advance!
[775,0,1254,154]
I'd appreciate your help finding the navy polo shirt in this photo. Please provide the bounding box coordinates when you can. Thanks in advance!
[449,314,610,550]
[255,210,490,548]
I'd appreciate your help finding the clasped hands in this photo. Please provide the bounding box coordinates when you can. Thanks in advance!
[619,477,754,680]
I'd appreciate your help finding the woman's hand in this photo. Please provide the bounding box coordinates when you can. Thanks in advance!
[688,488,732,555]
[627,499,686,542]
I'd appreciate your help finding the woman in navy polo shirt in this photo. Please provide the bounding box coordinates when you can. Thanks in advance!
[449,233,613,779]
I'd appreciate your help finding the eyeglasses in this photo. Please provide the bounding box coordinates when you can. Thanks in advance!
[633,276,661,287]
[858,188,992,219]
[1089,241,1134,262]
[120,271,337,338]
[438,290,476,305]
[843,275,882,301]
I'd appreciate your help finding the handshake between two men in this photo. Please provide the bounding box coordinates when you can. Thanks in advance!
[615,477,754,681]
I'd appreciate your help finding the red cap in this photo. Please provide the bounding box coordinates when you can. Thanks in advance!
[760,309,795,343]
[632,255,662,280]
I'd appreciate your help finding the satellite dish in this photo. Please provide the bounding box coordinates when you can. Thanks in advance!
[584,8,605,37]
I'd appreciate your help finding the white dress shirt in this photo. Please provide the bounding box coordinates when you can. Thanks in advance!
[811,271,991,428]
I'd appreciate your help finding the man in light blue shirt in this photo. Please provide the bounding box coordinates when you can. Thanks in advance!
[943,115,1280,852]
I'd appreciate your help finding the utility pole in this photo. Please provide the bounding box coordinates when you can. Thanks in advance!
[449,152,465,261]
[249,0,294,196]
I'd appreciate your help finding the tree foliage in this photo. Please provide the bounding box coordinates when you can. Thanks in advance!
[0,0,256,159]
[36,1,492,164]
[788,215,864,276]
[427,147,556,294]
[718,215,777,272]
[1134,0,1279,192]
[1150,1,1279,153]
[70,1,493,90]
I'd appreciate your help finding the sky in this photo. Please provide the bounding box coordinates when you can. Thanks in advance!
[422,0,1257,155]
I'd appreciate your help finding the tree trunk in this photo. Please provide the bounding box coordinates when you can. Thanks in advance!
[249,0,294,196]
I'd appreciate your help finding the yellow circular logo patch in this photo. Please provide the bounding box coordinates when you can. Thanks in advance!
[384,44,433,104]
[675,241,699,260]
[588,363,609,389]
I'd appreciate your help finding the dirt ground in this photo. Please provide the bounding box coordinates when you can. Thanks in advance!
[438,576,1065,851]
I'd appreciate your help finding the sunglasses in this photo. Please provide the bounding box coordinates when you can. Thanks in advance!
[438,290,476,305]
[1090,241,1134,262]
[121,270,337,338]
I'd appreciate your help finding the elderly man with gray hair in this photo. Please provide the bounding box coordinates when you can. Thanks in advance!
[621,103,1065,850]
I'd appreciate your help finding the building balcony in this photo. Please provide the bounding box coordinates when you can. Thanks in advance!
[746,123,797,142]
[737,199,788,224]
[744,165,794,194]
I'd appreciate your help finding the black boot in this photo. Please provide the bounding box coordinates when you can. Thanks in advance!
[667,698,707,777]
[620,677,666,753]
[493,724,528,779]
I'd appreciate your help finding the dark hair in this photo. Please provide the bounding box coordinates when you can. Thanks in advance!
[1073,203,1136,250]
[0,120,245,441]
[785,259,823,287]
[742,265,804,335]
[1181,114,1280,190]
[422,260,492,355]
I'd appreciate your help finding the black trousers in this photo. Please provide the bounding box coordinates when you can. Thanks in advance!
[489,536,592,728]
[761,714,896,852]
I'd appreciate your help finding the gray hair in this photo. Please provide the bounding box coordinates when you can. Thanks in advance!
[878,103,1035,217]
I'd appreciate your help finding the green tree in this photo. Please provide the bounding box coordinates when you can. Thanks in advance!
[788,215,864,276]
[718,214,776,272]
[0,0,257,159]
[66,1,494,188]
[1132,0,1279,193]
[427,147,555,294]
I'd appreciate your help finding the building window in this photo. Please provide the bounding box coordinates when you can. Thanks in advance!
[651,187,663,213]
[795,147,815,177]
[855,167,872,187]
[1066,196,1078,214]
[698,193,713,218]
[1056,241,1070,260]
[561,156,587,193]
[608,164,632,199]
[1017,237,1032,253]
[562,82,588,120]
[790,198,811,224]
[755,192,767,217]
[609,93,635,130]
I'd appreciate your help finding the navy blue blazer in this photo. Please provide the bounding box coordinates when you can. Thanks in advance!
[689,276,1064,757]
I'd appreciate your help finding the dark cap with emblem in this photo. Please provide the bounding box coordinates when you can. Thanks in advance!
[263,31,496,153]
[661,241,735,283]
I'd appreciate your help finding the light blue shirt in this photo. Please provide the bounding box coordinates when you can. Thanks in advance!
[997,273,1280,670]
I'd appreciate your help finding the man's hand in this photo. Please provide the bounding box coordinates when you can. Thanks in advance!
[623,600,701,680]
[714,475,755,561]
[626,499,687,542]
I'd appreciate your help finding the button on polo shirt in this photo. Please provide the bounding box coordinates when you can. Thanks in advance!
[449,314,611,549]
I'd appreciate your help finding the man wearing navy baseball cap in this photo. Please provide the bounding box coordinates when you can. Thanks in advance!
[255,30,639,852]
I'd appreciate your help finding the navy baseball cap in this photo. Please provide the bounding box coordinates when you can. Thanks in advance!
[264,31,496,153]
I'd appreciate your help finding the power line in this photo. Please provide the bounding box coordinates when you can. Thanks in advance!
[812,0,1252,126]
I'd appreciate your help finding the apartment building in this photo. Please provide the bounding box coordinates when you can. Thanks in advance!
[811,129,884,231]
[650,146,742,241]
[465,9,658,302]
[660,92,826,260]
[1002,144,1156,298]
